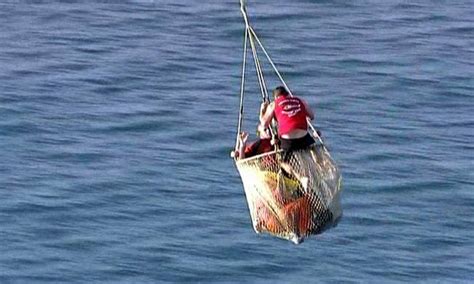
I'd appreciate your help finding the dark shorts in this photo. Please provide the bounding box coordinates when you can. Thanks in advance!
[280,133,315,152]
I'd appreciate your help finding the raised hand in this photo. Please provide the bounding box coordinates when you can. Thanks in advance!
[240,132,249,145]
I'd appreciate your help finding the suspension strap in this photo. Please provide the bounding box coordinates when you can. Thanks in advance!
[237,0,270,151]
[236,26,248,149]
[241,0,269,102]
[249,32,269,102]
[237,0,322,148]
[248,27,293,97]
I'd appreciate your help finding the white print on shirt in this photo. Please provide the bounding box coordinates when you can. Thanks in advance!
[278,98,301,117]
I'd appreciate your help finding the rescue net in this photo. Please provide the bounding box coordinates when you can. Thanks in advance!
[233,0,343,244]
[235,144,342,244]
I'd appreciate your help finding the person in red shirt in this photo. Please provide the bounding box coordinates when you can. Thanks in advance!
[259,86,315,151]
[235,127,273,160]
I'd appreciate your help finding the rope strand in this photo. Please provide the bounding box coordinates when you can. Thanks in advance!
[249,32,268,102]
[236,27,249,149]
[249,27,324,144]
[237,0,323,147]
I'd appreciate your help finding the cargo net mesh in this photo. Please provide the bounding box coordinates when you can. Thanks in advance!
[235,144,342,243]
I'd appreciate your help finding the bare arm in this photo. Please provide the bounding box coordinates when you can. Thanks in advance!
[302,99,314,120]
[260,102,275,127]
[236,132,248,159]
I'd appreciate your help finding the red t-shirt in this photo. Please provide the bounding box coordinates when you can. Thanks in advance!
[244,139,273,158]
[274,95,308,136]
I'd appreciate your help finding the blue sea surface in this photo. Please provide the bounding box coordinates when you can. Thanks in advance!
[1,0,473,282]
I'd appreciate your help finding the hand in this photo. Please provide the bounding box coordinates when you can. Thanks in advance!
[260,101,269,113]
[238,132,249,146]
[271,136,278,146]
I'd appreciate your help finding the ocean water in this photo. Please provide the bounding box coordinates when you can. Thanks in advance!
[1,0,473,282]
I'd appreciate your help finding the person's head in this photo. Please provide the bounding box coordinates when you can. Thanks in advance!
[256,124,271,139]
[273,86,289,98]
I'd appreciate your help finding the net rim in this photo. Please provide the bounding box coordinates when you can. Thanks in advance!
[234,149,283,165]
[234,142,328,165]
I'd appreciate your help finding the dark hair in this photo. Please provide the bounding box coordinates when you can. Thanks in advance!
[273,86,289,97]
